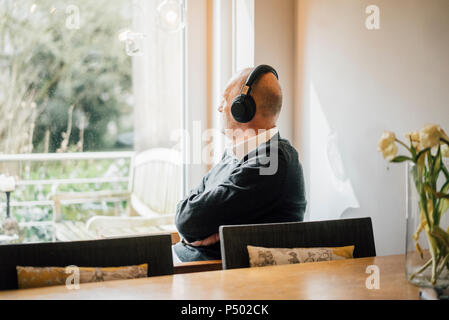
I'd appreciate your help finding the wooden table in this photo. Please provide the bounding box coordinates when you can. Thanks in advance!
[0,255,419,300]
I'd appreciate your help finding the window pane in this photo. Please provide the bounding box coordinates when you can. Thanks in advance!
[0,0,185,244]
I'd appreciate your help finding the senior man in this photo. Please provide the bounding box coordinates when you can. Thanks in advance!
[173,65,307,262]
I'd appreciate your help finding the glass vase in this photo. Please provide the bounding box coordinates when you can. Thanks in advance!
[406,161,449,289]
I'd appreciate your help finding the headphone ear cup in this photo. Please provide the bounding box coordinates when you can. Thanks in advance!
[231,95,247,123]
[231,95,256,123]
[244,95,257,122]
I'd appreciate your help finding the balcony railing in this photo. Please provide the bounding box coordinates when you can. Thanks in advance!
[0,152,134,243]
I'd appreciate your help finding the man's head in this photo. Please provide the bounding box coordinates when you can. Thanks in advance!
[218,66,283,137]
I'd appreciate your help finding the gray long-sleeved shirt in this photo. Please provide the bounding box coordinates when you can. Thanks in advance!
[173,133,307,261]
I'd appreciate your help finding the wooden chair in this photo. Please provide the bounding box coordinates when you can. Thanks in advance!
[0,233,173,290]
[219,217,376,270]
[51,148,182,240]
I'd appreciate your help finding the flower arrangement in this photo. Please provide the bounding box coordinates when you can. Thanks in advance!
[378,124,449,286]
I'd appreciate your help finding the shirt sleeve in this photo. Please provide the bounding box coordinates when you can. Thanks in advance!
[175,151,287,242]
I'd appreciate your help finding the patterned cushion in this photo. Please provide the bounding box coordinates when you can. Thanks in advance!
[16,264,148,289]
[247,245,354,268]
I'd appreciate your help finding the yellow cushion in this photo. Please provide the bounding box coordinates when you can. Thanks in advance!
[247,245,355,268]
[16,264,148,289]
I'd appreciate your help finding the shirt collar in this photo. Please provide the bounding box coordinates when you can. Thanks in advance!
[225,127,279,160]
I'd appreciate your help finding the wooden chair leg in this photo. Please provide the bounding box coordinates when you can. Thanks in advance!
[171,231,180,245]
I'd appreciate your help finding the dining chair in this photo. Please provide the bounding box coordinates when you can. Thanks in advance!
[0,233,173,290]
[219,217,376,270]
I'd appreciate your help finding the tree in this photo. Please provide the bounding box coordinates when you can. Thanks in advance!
[0,0,133,154]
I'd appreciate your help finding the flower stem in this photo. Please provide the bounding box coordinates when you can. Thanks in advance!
[409,258,432,280]
[428,235,439,285]
[395,138,412,153]
[437,253,449,278]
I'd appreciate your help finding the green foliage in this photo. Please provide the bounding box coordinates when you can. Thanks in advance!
[408,146,449,283]
[0,1,139,243]
[390,156,413,163]
[4,158,131,243]
[382,128,449,284]
[0,0,133,153]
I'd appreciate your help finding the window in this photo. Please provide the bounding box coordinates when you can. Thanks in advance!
[232,0,254,73]
[0,0,186,243]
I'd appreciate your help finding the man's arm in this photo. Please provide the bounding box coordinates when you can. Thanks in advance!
[175,152,287,243]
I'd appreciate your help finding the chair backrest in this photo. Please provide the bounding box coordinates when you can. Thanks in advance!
[130,148,182,215]
[0,233,173,290]
[219,217,376,270]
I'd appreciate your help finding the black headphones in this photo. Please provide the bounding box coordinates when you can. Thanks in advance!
[231,64,279,123]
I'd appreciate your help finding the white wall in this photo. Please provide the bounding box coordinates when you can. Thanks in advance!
[294,0,449,256]
[254,0,295,142]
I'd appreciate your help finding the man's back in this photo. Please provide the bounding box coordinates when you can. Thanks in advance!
[173,133,307,261]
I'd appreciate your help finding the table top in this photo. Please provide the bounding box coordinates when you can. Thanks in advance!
[0,255,419,300]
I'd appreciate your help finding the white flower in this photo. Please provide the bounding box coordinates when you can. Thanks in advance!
[442,144,449,158]
[405,131,420,143]
[377,131,398,160]
[440,128,449,142]
[419,124,442,149]
[382,143,398,161]
[377,131,395,150]
[405,131,420,149]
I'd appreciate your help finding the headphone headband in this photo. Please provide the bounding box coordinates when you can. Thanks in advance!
[231,64,279,123]
[242,64,279,95]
